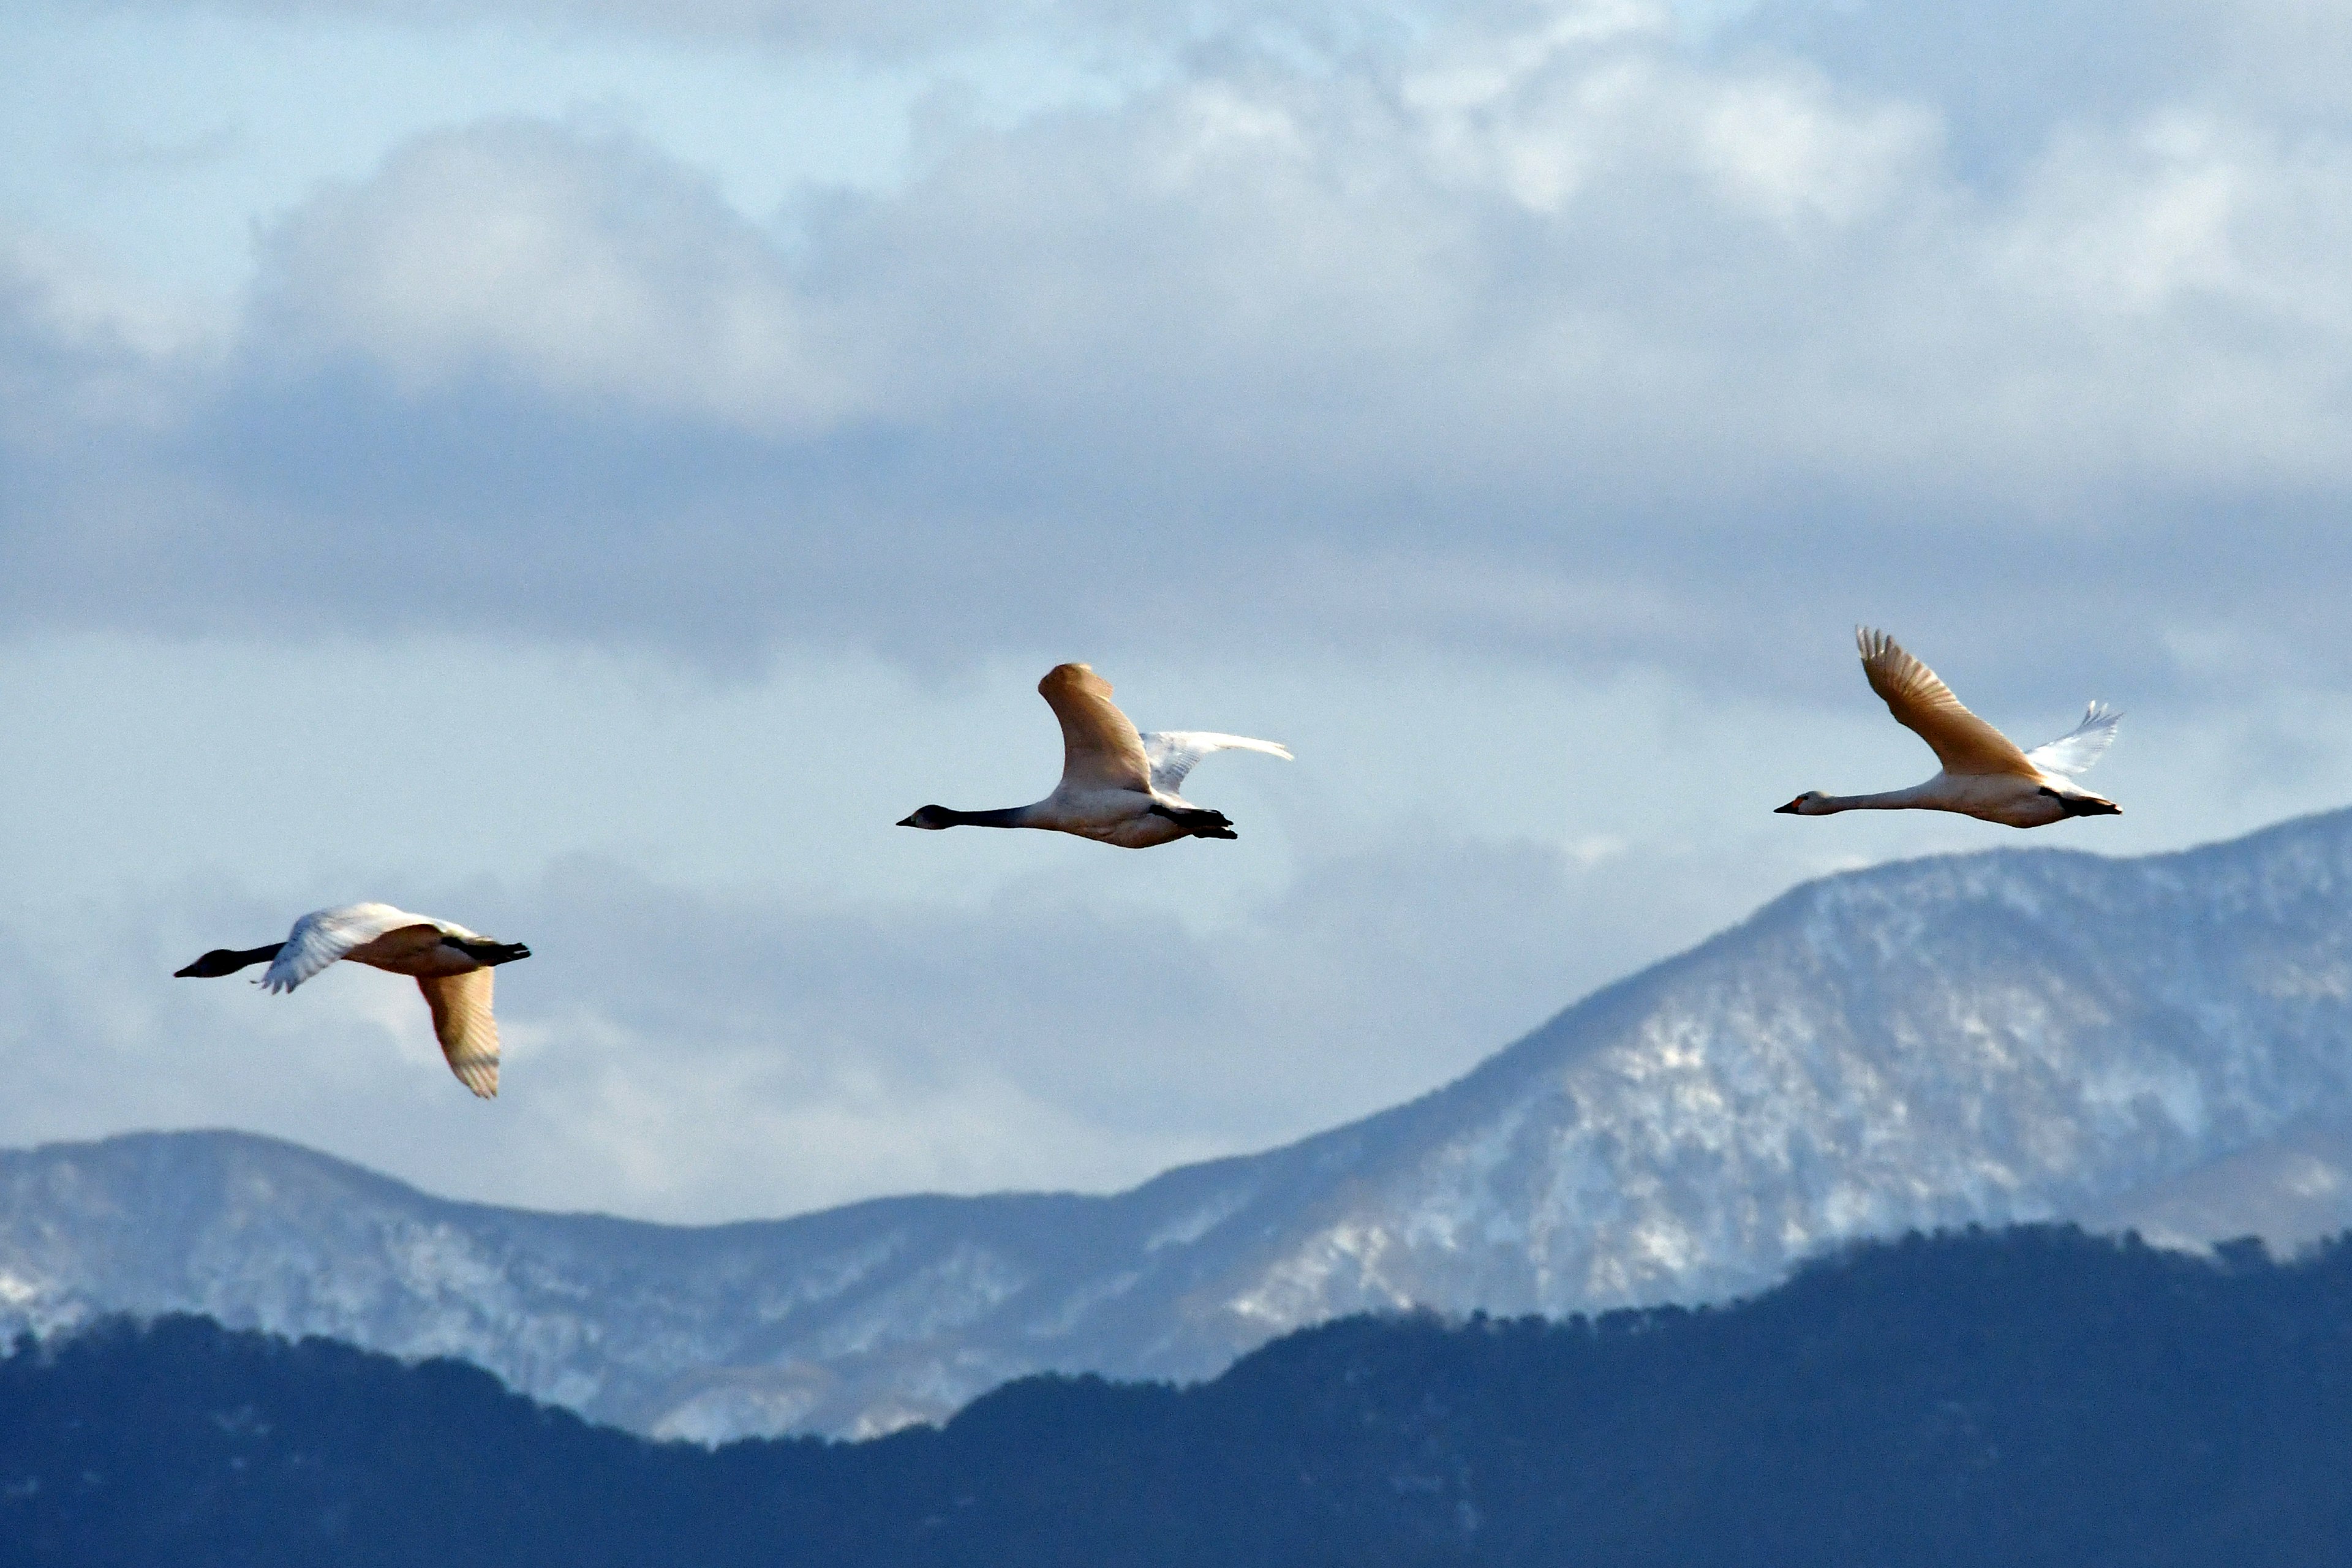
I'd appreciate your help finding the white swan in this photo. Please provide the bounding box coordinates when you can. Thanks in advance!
[1777,628,2122,829]
[899,663,1291,848]
[175,903,530,1098]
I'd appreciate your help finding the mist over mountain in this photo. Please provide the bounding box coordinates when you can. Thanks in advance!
[10,1227,2352,1567]
[10,809,2352,1439]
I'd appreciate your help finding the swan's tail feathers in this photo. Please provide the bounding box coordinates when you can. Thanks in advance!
[447,937,531,967]
[2024,701,2122,777]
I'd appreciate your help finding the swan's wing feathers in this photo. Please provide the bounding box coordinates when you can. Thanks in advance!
[2024,701,2122,777]
[1039,663,1153,792]
[418,970,500,1099]
[1139,731,1294,794]
[262,903,421,992]
[1855,627,2036,778]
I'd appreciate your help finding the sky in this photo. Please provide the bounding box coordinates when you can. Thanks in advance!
[6,0,2352,1223]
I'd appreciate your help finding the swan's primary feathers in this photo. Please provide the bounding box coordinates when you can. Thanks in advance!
[1141,731,1295,794]
[2023,702,2123,777]
[1040,662,1156,794]
[1778,628,2122,828]
[1856,627,2039,778]
[899,663,1291,848]
[419,969,502,1099]
[176,902,529,1098]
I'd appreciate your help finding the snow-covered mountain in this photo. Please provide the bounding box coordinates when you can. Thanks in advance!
[10,809,2352,1441]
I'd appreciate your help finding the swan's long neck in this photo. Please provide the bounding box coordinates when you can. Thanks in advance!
[175,942,285,979]
[1809,786,1932,813]
[940,807,1030,829]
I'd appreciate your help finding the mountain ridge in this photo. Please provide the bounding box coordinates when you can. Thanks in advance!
[12,809,2352,1438]
[14,1226,2352,1567]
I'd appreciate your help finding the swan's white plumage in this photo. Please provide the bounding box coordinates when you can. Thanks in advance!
[902,663,1290,848]
[262,903,436,992]
[1781,628,2122,828]
[419,970,500,1099]
[2023,702,2122,777]
[1140,731,1294,794]
[226,902,519,1098]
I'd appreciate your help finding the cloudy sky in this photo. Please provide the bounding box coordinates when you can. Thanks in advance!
[5,0,2351,1223]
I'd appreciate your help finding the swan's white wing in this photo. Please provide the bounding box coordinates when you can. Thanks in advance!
[1856,628,2037,778]
[1139,731,1294,794]
[262,903,426,993]
[2024,702,2121,777]
[1039,663,1153,793]
[418,970,500,1099]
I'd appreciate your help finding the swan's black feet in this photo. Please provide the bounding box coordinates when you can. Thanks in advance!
[445,937,533,966]
[1150,802,1237,839]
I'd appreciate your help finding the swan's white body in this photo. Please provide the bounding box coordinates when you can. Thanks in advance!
[900,664,1291,848]
[184,903,520,1098]
[1779,628,2122,829]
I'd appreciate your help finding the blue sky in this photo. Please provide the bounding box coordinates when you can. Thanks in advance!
[6,0,2352,1221]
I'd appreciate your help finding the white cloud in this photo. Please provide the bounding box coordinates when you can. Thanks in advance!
[250,121,862,430]
[203,2,2352,502]
[2,0,2350,685]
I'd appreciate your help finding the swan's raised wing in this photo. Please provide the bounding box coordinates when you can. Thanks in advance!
[2024,702,2121,777]
[418,970,500,1099]
[1039,663,1153,793]
[1140,732,1293,794]
[1856,628,2037,778]
[262,903,428,993]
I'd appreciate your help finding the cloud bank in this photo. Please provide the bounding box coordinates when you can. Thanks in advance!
[5,0,2351,698]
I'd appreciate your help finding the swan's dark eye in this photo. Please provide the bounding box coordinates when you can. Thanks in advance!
[2037,786,2061,799]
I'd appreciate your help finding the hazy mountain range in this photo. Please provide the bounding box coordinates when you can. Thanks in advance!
[10,810,2352,1441]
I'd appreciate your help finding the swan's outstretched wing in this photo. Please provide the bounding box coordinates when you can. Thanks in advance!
[2024,702,2122,777]
[1140,732,1294,794]
[418,970,500,1099]
[262,903,430,993]
[1039,663,1153,793]
[1856,628,2037,778]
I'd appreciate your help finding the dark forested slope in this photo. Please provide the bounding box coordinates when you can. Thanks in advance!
[7,1226,2352,1567]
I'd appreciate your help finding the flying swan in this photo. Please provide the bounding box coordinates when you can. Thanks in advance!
[1776,628,2122,829]
[175,903,531,1098]
[899,663,1291,848]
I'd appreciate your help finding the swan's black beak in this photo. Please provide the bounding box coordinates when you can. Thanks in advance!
[1773,799,1804,815]
[897,813,921,827]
